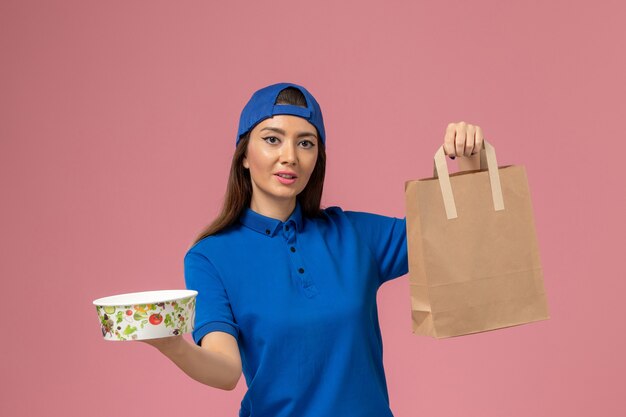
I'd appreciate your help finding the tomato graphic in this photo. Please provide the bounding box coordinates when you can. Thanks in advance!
[149,313,163,325]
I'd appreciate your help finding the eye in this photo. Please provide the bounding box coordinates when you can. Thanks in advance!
[263,136,280,144]
[299,140,315,149]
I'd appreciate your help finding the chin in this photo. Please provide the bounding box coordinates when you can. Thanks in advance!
[272,186,302,196]
[274,192,299,200]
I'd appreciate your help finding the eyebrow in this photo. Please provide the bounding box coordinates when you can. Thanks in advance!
[260,127,318,139]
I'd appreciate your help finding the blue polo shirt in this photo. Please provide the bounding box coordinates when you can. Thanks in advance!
[184,201,408,417]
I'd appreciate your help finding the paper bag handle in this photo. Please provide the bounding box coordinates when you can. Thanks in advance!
[432,139,504,219]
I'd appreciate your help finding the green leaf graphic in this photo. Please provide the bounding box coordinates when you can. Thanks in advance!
[123,325,137,335]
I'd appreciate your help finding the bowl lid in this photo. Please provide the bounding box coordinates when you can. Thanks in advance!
[93,289,198,306]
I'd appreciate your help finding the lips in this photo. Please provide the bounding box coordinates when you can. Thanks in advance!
[274,172,298,185]
[274,171,298,179]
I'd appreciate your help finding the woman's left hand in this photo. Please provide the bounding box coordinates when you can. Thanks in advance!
[443,121,484,160]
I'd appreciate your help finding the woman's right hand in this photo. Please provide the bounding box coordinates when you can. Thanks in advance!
[133,331,242,390]
[138,334,184,354]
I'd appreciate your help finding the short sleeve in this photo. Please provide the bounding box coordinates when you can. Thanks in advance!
[344,211,408,285]
[184,250,240,345]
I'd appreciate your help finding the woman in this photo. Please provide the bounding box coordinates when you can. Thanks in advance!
[142,82,485,416]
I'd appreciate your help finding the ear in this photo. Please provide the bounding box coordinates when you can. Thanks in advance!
[242,156,249,169]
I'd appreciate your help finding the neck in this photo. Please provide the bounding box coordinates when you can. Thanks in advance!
[250,196,296,222]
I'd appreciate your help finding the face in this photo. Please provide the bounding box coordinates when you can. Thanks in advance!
[243,115,319,211]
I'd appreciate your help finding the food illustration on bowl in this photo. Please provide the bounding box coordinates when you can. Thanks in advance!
[93,290,197,341]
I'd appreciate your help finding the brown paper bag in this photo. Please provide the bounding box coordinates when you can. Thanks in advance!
[405,140,549,338]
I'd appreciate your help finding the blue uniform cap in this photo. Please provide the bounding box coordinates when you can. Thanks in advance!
[236,82,326,146]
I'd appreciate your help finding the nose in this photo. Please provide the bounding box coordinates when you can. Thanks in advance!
[280,141,297,165]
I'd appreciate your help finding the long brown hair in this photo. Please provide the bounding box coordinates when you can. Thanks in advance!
[189,87,327,248]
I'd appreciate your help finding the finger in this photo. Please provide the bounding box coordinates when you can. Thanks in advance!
[475,125,484,154]
[465,124,476,156]
[444,124,457,159]
[455,123,466,157]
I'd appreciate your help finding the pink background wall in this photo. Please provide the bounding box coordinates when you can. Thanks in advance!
[2,0,624,415]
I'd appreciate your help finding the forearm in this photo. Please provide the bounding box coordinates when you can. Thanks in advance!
[154,336,240,390]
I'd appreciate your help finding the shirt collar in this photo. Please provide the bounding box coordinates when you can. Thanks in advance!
[239,200,303,237]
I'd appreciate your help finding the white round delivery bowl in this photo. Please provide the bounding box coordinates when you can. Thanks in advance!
[93,290,197,341]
